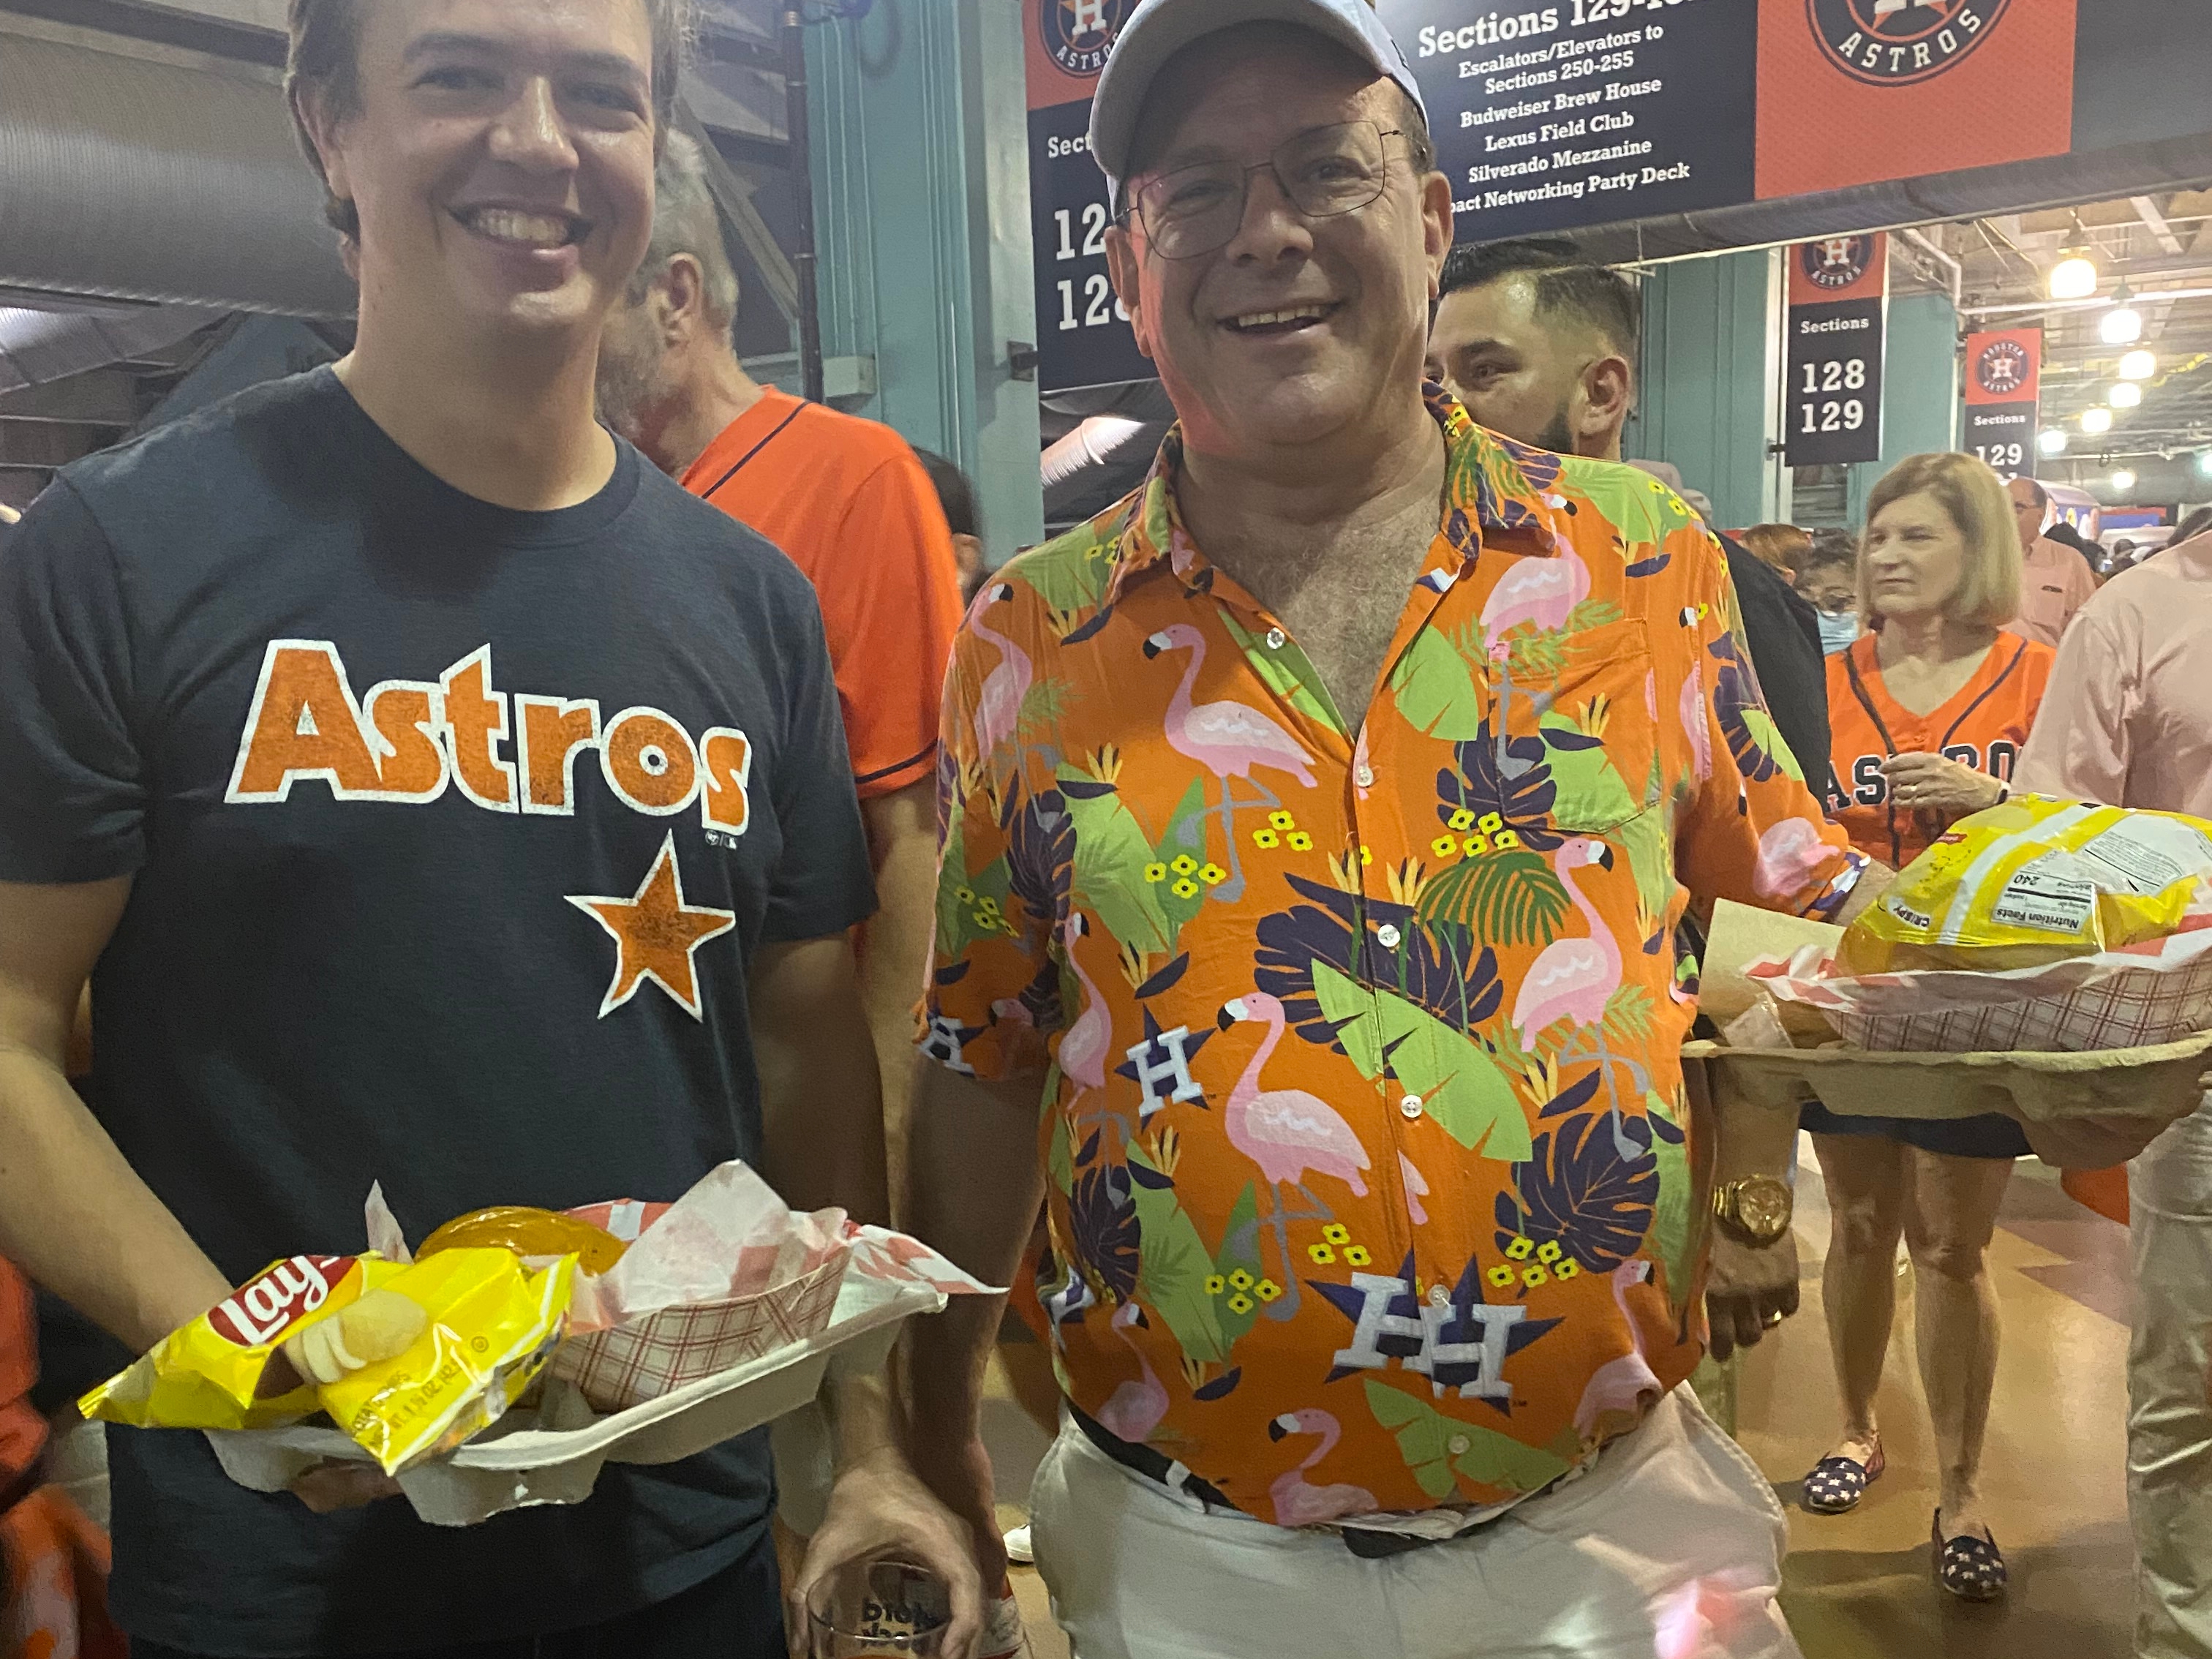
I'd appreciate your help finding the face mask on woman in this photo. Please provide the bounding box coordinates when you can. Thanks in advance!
[1817,609,1861,655]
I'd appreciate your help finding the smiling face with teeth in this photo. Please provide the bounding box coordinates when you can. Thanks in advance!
[1105,25,1452,468]
[302,0,658,356]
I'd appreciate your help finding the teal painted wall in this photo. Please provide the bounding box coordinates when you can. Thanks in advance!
[1623,248,1783,531]
[805,0,1044,561]
[1843,291,1960,527]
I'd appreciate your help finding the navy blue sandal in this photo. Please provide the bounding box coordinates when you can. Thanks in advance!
[1933,1510,2007,1601]
[1801,1441,1885,1514]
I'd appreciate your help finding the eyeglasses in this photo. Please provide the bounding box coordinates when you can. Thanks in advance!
[1127,121,1410,262]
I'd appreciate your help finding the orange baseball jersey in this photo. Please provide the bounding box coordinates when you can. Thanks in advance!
[683,387,965,800]
[1825,630,2056,868]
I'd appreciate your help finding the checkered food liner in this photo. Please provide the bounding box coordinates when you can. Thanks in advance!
[1750,923,2212,1053]
[548,1244,850,1412]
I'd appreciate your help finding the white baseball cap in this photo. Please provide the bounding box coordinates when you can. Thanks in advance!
[1088,0,1429,210]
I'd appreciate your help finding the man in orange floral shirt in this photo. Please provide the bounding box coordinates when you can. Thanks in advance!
[846,3,1868,1653]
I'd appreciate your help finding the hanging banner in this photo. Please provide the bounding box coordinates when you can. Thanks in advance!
[1025,0,1151,395]
[1962,326,2044,478]
[1783,233,1887,467]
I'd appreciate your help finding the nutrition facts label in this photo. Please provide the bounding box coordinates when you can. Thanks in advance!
[1381,0,1758,238]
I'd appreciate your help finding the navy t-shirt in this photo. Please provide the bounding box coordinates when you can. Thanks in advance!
[0,369,876,1655]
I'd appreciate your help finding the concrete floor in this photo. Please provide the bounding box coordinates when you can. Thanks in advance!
[982,1144,2139,1658]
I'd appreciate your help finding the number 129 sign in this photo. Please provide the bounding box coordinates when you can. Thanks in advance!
[1783,234,1888,468]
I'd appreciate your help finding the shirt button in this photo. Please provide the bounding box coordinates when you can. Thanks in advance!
[1355,763,1375,788]
[1265,627,1287,650]
[1399,1093,1423,1119]
[1376,922,1402,949]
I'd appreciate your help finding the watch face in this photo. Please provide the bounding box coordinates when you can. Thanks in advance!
[1736,1179,1793,1241]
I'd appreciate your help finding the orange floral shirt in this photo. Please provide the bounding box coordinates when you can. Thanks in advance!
[922,391,1865,1524]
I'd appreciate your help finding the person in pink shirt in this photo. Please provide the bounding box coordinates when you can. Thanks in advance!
[2004,475,2099,647]
[2015,516,2212,1658]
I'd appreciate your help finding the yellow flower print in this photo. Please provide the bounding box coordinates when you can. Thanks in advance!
[1536,1241,1563,1265]
[1432,835,1459,859]
[1170,854,1198,876]
[1448,808,1476,832]
[1227,1293,1254,1315]
[1488,1265,1518,1290]
[1255,1279,1282,1303]
[1253,829,1279,849]
[1286,832,1314,852]
[1555,1260,1581,1281]
[1144,862,1168,884]
[1200,863,1227,885]
[1229,1268,1255,1291]
[1205,1275,1226,1296]
[955,887,976,904]
[1522,1265,1551,1288]
[1505,1236,1535,1261]
[1463,833,1491,857]
[1359,845,1374,865]
[1173,879,1200,899]
[1343,1246,1372,1268]
[1268,810,1296,831]
[1308,1243,1337,1265]
[1322,1224,1351,1246]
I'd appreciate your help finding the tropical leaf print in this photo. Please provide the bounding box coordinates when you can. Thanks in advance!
[1221,610,1341,732]
[1004,784,1075,932]
[938,848,1017,963]
[1437,727,1564,853]
[1645,1092,1696,1314]
[1619,789,1674,929]
[1559,456,1694,548]
[1068,1162,1140,1304]
[1208,1183,1270,1350]
[1126,1143,1230,1366]
[1048,1098,1075,1197]
[1147,777,1214,946]
[1311,963,1532,1162]
[1058,768,1174,955]
[1390,628,1488,740]
[1709,633,1804,785]
[1536,711,1639,829]
[1603,984,1656,1045]
[1494,1110,1659,1274]
[1254,876,1503,1047]
[1017,520,1118,618]
[1416,849,1572,949]
[1502,600,1626,680]
[1363,1379,1572,1500]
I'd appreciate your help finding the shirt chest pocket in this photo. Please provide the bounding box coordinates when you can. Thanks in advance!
[1482,617,1657,837]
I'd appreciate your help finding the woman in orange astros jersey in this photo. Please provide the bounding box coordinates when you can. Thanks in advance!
[1800,453,2055,1604]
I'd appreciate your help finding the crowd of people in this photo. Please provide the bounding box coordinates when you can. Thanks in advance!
[0,1,2205,1658]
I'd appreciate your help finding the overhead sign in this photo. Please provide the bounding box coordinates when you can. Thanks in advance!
[1783,233,1887,467]
[1024,1,1150,395]
[1378,0,2088,242]
[1390,0,1758,239]
[1963,326,2044,479]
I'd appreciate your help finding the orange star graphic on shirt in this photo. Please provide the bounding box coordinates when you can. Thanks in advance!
[567,832,737,1019]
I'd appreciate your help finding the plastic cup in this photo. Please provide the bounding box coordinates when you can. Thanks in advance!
[806,1558,952,1657]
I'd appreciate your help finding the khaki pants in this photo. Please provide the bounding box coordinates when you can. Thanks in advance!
[2131,1096,2212,1658]
[1030,1386,1801,1659]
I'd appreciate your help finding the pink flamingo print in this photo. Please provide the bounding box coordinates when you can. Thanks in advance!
[1399,1152,1432,1227]
[1058,912,1112,1110]
[1480,547,1590,647]
[1219,993,1372,1320]
[968,582,1034,761]
[1268,1410,1377,1527]
[1678,662,1712,780]
[1753,816,1829,901]
[1095,1301,1170,1443]
[1143,624,1316,902]
[1513,838,1642,1160]
[1573,1260,1663,1438]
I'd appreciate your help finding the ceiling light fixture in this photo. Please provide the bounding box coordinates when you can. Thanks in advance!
[2119,348,2157,380]
[2038,429,2069,456]
[2111,469,2137,493]
[2109,381,2144,408]
[2082,406,2113,434]
[2101,282,2144,345]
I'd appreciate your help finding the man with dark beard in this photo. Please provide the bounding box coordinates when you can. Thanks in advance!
[1429,238,1832,794]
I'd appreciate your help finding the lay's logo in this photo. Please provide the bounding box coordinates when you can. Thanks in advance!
[208,1254,350,1347]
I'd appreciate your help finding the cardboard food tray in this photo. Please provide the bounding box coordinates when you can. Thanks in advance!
[204,1272,944,1528]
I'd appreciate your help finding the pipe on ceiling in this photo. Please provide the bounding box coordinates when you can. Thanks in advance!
[0,29,354,317]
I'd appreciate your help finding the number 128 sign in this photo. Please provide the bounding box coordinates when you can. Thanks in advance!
[1783,234,1888,468]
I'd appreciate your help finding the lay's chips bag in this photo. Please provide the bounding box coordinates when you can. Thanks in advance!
[82,1247,573,1475]
[1839,797,2212,974]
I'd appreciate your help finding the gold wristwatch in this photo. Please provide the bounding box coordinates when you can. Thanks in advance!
[1712,1176,1794,1246]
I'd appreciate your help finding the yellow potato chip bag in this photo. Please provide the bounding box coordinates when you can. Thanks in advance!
[1840,797,2212,974]
[81,1247,574,1475]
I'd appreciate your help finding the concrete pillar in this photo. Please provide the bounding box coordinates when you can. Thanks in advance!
[1623,249,1785,530]
[804,0,1044,561]
[1844,291,1961,526]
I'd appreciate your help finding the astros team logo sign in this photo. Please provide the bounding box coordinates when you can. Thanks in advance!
[1808,0,2011,86]
[1041,0,1132,78]
[1976,338,2031,397]
[1802,236,1876,290]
